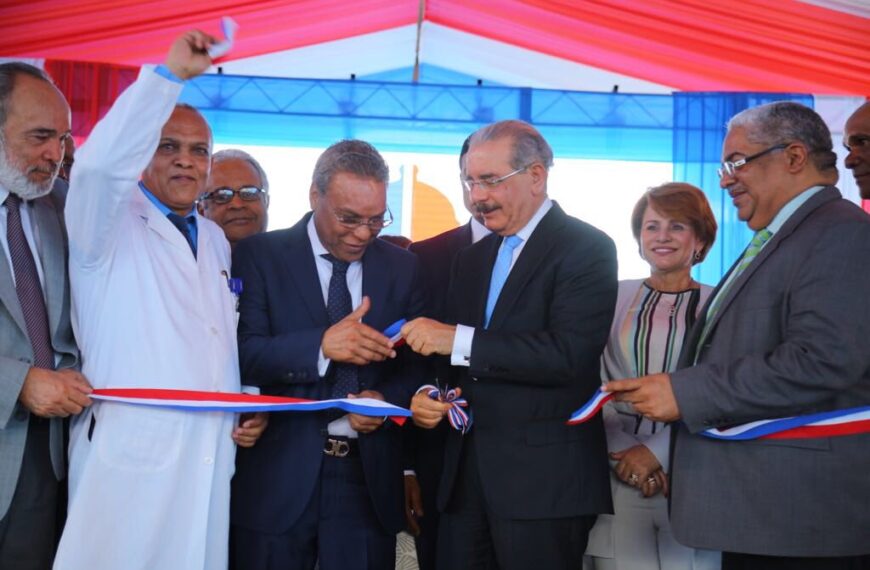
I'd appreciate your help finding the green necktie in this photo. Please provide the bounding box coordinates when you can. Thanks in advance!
[694,228,772,362]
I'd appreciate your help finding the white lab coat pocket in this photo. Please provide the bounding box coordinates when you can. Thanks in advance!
[96,404,187,472]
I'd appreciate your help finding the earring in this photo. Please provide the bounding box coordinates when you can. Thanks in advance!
[693,251,701,261]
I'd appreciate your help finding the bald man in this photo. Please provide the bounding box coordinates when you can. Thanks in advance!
[844,101,870,200]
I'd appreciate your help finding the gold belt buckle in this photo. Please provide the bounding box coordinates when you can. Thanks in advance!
[324,438,350,457]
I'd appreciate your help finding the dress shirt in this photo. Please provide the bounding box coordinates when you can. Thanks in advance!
[139,182,198,245]
[307,216,363,437]
[451,198,553,366]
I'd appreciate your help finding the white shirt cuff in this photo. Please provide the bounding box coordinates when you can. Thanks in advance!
[451,324,474,367]
[317,348,330,377]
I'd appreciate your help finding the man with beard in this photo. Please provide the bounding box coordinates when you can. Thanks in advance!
[0,62,92,570]
[844,101,870,200]
[198,149,270,249]
[53,32,265,570]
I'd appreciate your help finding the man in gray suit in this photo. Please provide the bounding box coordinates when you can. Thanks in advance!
[608,102,870,569]
[0,62,92,570]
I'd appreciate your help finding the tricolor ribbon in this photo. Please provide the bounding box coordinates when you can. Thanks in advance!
[91,388,410,426]
[383,319,407,348]
[567,389,870,441]
[420,384,472,434]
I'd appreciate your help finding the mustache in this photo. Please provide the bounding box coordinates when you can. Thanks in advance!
[28,162,60,177]
[474,202,499,215]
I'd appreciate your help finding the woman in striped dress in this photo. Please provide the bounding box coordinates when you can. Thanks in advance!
[586,183,721,570]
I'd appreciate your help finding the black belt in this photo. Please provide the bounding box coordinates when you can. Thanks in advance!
[323,436,359,458]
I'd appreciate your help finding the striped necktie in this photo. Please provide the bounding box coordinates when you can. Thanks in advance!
[695,228,772,361]
[4,194,54,369]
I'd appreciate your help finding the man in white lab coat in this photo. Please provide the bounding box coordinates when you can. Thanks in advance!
[54,31,264,569]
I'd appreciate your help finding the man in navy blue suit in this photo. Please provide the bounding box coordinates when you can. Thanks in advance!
[229,140,425,570]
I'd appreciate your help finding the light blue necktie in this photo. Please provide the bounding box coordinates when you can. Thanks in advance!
[484,235,523,328]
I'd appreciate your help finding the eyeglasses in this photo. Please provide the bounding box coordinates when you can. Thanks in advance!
[200,186,267,204]
[462,165,530,193]
[717,144,789,179]
[329,204,393,231]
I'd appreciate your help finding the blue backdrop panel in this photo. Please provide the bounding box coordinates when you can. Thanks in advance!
[180,74,673,160]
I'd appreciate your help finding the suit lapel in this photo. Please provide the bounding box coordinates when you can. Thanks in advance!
[463,233,500,327]
[0,236,26,335]
[487,204,563,331]
[283,214,329,324]
[361,242,388,330]
[31,196,65,340]
[700,186,840,341]
[133,191,197,259]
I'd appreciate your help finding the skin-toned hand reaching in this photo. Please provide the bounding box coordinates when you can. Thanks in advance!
[322,297,396,365]
[346,390,387,433]
[400,317,456,356]
[232,412,269,448]
[604,372,681,423]
[19,367,92,418]
[165,30,218,80]
[409,386,459,429]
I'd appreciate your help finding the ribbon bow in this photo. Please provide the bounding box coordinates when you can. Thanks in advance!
[421,384,472,434]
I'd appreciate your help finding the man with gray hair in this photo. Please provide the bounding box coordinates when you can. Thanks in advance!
[0,61,91,570]
[230,139,425,569]
[403,119,618,569]
[198,148,270,248]
[608,101,870,569]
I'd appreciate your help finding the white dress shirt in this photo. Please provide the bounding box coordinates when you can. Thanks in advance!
[307,216,363,437]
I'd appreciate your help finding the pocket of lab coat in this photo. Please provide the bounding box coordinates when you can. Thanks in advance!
[95,403,187,472]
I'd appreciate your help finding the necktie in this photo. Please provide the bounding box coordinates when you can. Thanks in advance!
[695,228,772,361]
[167,212,196,258]
[5,194,53,369]
[322,254,359,399]
[484,234,523,328]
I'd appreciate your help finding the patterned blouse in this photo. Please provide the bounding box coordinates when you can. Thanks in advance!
[600,279,711,464]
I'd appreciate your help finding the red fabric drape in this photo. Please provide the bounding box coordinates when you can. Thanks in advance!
[44,60,138,140]
[2,1,867,95]
[429,0,870,95]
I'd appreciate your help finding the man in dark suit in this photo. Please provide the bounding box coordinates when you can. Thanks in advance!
[403,136,489,570]
[0,62,92,570]
[608,102,870,569]
[403,120,618,570]
[230,139,425,570]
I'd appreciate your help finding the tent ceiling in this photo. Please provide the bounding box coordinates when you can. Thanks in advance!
[216,24,676,93]
[2,0,868,94]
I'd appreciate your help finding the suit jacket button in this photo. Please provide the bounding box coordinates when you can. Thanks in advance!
[285,372,294,380]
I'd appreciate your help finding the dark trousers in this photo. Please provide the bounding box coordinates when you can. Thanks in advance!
[437,438,595,570]
[0,417,60,570]
[413,470,440,570]
[723,551,870,570]
[231,451,395,570]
